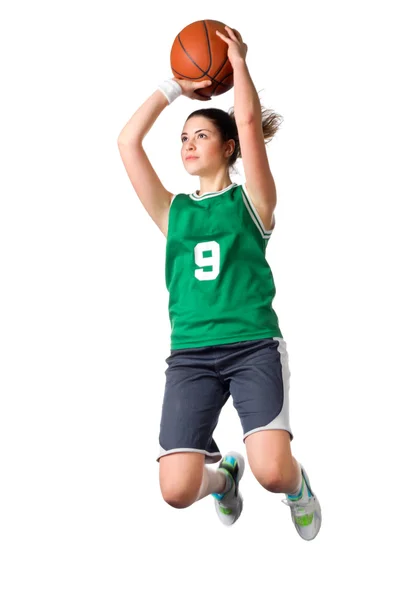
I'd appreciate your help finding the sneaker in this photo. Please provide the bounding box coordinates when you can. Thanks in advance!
[282,464,322,541]
[211,452,245,526]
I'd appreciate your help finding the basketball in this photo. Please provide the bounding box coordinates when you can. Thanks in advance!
[170,20,234,98]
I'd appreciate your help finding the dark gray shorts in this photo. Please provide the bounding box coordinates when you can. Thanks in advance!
[157,337,293,464]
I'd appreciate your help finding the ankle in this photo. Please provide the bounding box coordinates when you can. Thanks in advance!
[197,467,231,501]
[219,468,233,495]
[211,469,233,501]
[287,465,303,498]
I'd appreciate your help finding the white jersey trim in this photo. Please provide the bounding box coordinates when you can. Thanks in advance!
[189,182,238,201]
[241,183,275,239]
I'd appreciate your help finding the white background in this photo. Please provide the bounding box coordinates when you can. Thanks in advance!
[1,1,419,598]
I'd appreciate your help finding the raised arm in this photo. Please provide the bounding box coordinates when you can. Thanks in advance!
[117,80,211,237]
[118,89,175,237]
[216,27,277,230]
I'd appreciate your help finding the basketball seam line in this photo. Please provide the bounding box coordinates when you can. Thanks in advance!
[204,20,231,96]
[177,25,212,77]
[171,67,231,87]
[174,21,232,97]
[206,60,231,96]
[202,20,212,73]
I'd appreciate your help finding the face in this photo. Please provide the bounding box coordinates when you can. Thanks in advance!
[180,116,234,176]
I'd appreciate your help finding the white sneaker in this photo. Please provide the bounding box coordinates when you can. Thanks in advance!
[211,452,245,526]
[282,464,322,541]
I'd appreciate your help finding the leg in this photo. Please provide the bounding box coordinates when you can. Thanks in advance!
[218,338,321,539]
[157,346,232,508]
[245,429,302,495]
[159,451,228,508]
[221,338,299,494]
[246,430,323,542]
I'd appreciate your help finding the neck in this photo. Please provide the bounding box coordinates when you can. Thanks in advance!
[196,172,232,197]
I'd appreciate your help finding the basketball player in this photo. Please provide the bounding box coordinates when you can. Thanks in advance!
[117,25,322,540]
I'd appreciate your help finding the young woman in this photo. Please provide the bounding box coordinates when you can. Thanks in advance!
[117,26,322,541]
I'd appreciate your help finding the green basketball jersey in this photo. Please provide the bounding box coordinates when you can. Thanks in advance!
[165,181,283,349]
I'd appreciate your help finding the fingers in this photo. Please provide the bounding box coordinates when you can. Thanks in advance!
[225,25,243,42]
[193,81,212,100]
[215,29,229,42]
[225,25,238,39]
[216,26,244,45]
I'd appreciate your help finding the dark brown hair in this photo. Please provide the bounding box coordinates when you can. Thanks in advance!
[186,106,283,169]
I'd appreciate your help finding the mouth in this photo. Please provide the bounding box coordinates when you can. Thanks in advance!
[186,156,199,161]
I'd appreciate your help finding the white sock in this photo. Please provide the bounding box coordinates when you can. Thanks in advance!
[288,465,303,498]
[196,467,230,501]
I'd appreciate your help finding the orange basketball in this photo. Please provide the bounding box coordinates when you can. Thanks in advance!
[170,20,234,98]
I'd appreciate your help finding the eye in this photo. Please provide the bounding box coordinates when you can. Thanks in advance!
[181,133,207,143]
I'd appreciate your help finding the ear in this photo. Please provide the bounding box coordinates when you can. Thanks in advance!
[224,139,236,157]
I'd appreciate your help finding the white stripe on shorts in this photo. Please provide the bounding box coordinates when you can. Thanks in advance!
[156,446,222,464]
[242,337,293,441]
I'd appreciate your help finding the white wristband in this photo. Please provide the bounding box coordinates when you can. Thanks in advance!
[157,79,182,104]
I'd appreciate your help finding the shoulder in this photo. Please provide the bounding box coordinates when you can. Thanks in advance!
[240,182,276,233]
[170,192,189,204]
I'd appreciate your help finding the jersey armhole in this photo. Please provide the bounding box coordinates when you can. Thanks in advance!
[241,183,275,239]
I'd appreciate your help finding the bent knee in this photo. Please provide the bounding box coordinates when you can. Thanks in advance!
[159,452,204,509]
[161,483,197,509]
[160,475,202,508]
[253,463,295,493]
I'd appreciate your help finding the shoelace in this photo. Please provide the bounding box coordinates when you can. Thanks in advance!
[281,495,315,515]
